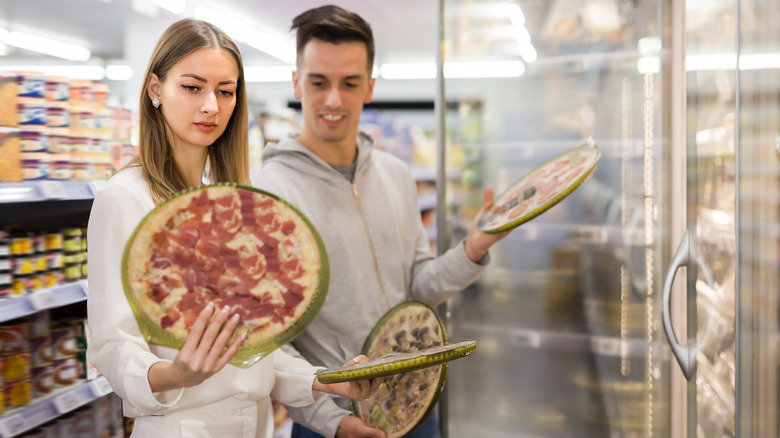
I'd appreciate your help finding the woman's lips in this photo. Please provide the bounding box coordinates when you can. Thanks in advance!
[194,122,217,132]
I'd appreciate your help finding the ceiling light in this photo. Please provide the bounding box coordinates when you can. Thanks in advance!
[380,62,436,80]
[195,5,295,64]
[153,0,185,14]
[444,60,525,78]
[106,64,133,81]
[244,65,294,82]
[0,28,91,62]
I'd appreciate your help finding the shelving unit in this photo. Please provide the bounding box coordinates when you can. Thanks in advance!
[0,377,112,438]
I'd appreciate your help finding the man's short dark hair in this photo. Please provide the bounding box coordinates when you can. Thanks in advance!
[291,4,375,73]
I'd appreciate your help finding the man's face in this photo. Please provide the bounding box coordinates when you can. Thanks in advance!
[293,39,375,153]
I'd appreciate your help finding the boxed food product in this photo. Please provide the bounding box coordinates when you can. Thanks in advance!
[0,73,19,127]
[0,127,21,182]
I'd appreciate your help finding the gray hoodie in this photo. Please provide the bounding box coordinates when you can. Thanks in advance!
[251,132,488,437]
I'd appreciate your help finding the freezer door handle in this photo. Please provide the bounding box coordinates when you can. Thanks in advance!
[661,230,715,381]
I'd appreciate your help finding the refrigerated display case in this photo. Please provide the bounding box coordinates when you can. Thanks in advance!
[435,0,778,437]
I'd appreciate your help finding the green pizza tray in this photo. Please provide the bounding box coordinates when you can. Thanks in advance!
[121,184,329,368]
[477,138,601,234]
[343,300,473,437]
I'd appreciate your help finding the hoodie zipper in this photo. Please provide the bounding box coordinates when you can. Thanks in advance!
[352,183,391,311]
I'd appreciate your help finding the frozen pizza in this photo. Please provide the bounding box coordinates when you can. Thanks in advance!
[122,184,328,366]
[350,301,450,437]
[478,139,601,233]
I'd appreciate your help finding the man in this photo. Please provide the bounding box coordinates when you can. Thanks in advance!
[252,5,508,437]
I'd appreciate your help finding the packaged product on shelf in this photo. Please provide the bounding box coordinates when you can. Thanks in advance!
[93,82,109,107]
[15,72,45,99]
[69,80,94,104]
[31,363,54,398]
[63,228,82,255]
[0,270,11,298]
[51,356,80,388]
[50,156,73,181]
[51,324,78,359]
[18,98,48,127]
[45,76,70,102]
[0,320,30,353]
[0,73,19,127]
[0,128,22,182]
[4,376,31,407]
[19,129,50,152]
[21,152,51,181]
[30,336,53,368]
[46,102,70,128]
[28,309,51,338]
[69,104,95,135]
[2,350,31,381]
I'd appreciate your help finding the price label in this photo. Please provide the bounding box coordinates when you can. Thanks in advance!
[37,181,67,200]
[88,180,106,196]
[29,290,59,311]
[0,414,30,436]
[89,377,113,397]
[53,391,83,414]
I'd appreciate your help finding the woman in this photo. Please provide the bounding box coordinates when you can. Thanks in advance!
[86,19,376,438]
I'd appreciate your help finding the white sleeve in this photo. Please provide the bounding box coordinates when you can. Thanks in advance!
[269,348,327,407]
[86,179,184,414]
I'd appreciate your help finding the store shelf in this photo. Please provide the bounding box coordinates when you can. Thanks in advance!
[459,322,669,360]
[0,280,88,323]
[0,376,113,438]
[0,181,105,204]
[417,192,437,211]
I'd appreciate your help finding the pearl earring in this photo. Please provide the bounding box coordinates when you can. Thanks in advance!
[152,97,160,108]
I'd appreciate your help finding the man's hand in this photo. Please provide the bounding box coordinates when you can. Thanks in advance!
[312,355,384,400]
[336,415,386,438]
[464,187,510,263]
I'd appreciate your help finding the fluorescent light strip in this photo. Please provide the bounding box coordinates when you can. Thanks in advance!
[444,60,525,78]
[380,62,436,80]
[106,64,133,81]
[0,28,91,62]
[195,6,295,64]
[637,53,780,74]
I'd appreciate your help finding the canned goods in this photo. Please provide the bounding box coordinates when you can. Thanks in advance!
[69,81,93,103]
[10,233,33,256]
[0,272,11,298]
[44,231,64,252]
[44,269,64,288]
[4,377,32,407]
[62,228,82,254]
[11,256,34,275]
[31,365,54,398]
[2,351,31,380]
[51,326,78,359]
[51,357,80,388]
[0,322,29,354]
[30,336,53,367]
[50,158,72,181]
[28,309,51,338]
[10,275,29,296]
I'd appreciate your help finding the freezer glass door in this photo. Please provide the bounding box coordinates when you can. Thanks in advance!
[440,0,673,436]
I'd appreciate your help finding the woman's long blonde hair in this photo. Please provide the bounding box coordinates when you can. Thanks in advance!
[136,18,249,203]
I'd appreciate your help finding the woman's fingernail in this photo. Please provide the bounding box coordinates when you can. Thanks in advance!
[231,313,240,323]
[205,302,214,311]
[221,305,230,315]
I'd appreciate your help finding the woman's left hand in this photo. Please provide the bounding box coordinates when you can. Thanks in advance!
[312,355,384,400]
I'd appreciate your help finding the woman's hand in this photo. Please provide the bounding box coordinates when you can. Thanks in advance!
[148,302,246,392]
[464,187,510,263]
[312,355,384,401]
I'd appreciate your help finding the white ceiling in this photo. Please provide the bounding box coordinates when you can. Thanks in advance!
[0,0,440,107]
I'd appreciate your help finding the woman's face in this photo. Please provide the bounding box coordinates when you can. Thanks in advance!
[148,47,239,152]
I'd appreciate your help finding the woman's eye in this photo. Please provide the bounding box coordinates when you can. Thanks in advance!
[181,84,199,92]
[219,90,235,97]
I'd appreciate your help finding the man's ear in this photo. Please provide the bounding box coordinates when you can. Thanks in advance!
[292,70,302,99]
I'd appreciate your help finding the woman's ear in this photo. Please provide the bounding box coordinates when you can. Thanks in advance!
[147,73,161,103]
